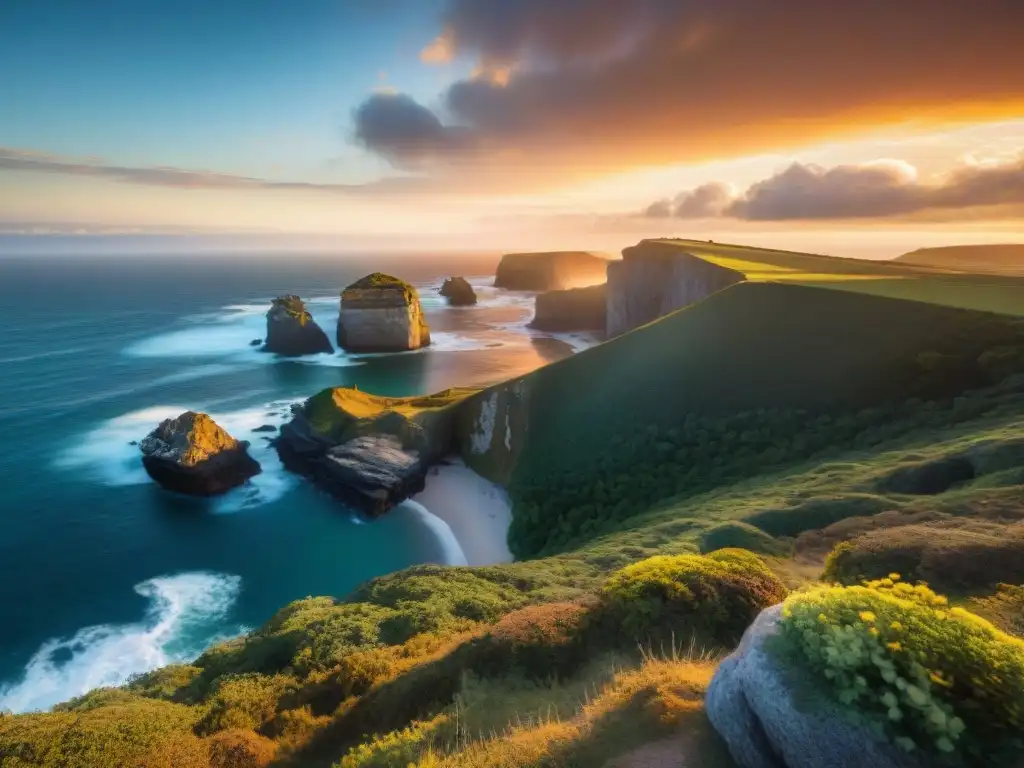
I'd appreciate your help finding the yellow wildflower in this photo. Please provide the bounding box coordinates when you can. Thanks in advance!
[890,621,903,631]
[887,641,902,652]
[889,573,901,581]
[859,611,877,623]
[869,627,879,636]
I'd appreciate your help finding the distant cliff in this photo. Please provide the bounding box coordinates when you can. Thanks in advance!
[494,251,608,291]
[606,241,744,337]
[530,283,606,332]
[895,244,1024,275]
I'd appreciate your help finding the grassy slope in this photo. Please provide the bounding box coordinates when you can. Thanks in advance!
[7,244,1024,768]
[896,244,1024,275]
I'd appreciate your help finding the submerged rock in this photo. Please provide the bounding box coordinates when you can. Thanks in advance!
[705,605,923,768]
[252,424,277,433]
[493,251,608,291]
[439,276,477,306]
[140,411,261,496]
[250,338,262,347]
[530,283,606,332]
[263,295,333,356]
[336,273,430,353]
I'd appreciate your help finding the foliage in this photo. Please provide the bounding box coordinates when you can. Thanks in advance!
[0,695,206,768]
[204,728,277,768]
[126,665,203,702]
[195,673,297,736]
[598,550,787,646]
[698,521,787,556]
[822,524,1024,593]
[335,715,449,768]
[777,576,1024,764]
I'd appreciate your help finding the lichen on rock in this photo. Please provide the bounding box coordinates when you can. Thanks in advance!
[140,411,260,496]
[263,295,333,356]
[336,273,431,352]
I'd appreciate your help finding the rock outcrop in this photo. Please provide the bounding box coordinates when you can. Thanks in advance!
[275,387,472,516]
[336,273,430,353]
[263,295,333,356]
[606,241,744,337]
[494,251,608,291]
[705,604,923,768]
[530,283,606,332]
[439,276,477,306]
[140,411,260,496]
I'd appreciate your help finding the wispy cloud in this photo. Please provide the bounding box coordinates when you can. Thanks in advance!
[0,147,424,195]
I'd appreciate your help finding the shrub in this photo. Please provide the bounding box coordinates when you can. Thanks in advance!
[822,524,1024,593]
[127,665,203,703]
[745,493,894,538]
[776,576,1024,764]
[196,673,298,736]
[205,728,277,768]
[598,551,787,646]
[699,522,787,557]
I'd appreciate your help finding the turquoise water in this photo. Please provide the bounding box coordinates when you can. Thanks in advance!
[0,252,579,712]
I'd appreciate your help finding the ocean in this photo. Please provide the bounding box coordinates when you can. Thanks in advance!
[0,251,588,713]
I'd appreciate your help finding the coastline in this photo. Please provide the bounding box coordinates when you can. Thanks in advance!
[409,458,514,566]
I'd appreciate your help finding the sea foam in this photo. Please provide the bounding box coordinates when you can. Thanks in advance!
[0,571,243,714]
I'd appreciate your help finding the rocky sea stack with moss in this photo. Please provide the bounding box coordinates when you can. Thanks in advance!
[262,294,333,356]
[493,251,609,291]
[139,411,260,496]
[336,272,431,353]
[439,276,477,306]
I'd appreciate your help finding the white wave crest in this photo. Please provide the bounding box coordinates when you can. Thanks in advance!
[0,572,243,714]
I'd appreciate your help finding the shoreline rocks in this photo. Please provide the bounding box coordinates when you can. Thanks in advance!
[336,273,431,353]
[494,251,608,291]
[140,412,261,496]
[439,276,477,306]
[263,295,333,356]
[530,283,606,332]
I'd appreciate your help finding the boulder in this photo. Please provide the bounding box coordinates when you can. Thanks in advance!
[250,338,262,347]
[530,283,606,332]
[336,273,430,353]
[494,251,609,291]
[439,276,478,306]
[140,412,261,496]
[606,241,744,337]
[705,604,923,768]
[262,295,333,356]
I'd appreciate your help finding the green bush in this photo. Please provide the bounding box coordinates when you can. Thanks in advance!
[822,525,1024,593]
[776,577,1024,764]
[699,522,787,556]
[196,673,297,736]
[745,493,894,538]
[598,550,787,646]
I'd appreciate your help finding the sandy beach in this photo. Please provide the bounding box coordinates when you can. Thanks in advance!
[410,458,514,566]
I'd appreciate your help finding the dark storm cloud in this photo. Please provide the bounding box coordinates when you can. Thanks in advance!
[354,1,1024,177]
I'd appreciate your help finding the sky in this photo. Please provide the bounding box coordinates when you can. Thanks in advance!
[1,0,1023,258]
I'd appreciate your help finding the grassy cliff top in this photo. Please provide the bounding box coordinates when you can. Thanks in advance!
[345,272,417,292]
[305,386,478,436]
[896,244,1024,275]
[650,238,1024,316]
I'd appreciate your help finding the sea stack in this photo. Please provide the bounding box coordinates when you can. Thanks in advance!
[263,295,333,356]
[336,273,430,353]
[530,283,607,332]
[439,276,477,306]
[493,251,608,291]
[140,411,261,496]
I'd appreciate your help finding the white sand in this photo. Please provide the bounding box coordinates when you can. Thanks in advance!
[410,458,514,566]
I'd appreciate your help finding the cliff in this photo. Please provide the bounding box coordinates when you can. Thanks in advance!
[336,273,431,353]
[529,283,607,332]
[606,241,744,337]
[263,295,333,356]
[494,251,608,291]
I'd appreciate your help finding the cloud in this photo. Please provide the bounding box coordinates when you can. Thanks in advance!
[0,147,423,195]
[352,93,478,169]
[641,154,1024,221]
[420,30,455,64]
[354,1,1024,182]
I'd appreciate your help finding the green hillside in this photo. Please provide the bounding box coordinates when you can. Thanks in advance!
[896,244,1024,275]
